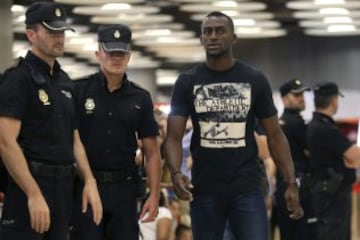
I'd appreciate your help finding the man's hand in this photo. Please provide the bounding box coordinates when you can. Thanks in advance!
[172,172,193,201]
[284,183,303,219]
[139,193,159,223]
[82,178,103,225]
[27,191,50,234]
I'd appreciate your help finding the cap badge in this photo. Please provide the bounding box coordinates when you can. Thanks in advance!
[38,89,50,105]
[85,98,95,113]
[114,30,121,39]
[295,79,301,85]
[55,8,62,17]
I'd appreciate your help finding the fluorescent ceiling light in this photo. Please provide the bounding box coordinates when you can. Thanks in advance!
[180,2,266,12]
[237,27,262,34]
[192,12,274,21]
[293,10,360,18]
[319,8,349,14]
[234,19,256,26]
[11,5,25,12]
[315,0,345,5]
[213,1,238,7]
[101,3,131,10]
[305,28,360,35]
[327,24,356,32]
[55,0,144,4]
[323,16,353,23]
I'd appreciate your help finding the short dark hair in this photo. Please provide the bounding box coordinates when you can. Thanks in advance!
[204,11,235,33]
[26,23,40,31]
[314,95,335,109]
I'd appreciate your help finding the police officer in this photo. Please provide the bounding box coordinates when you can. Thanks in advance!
[308,82,360,240]
[0,2,102,240]
[71,24,161,240]
[276,79,318,240]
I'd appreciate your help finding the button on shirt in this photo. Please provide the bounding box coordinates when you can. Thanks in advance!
[0,51,76,165]
[74,71,159,170]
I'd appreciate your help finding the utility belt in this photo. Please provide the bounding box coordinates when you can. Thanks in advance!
[93,168,134,183]
[29,161,75,178]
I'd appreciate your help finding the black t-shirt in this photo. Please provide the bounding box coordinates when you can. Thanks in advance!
[74,71,159,170]
[307,112,355,184]
[170,61,277,195]
[0,51,76,165]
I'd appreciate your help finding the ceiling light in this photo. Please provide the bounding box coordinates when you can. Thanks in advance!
[101,3,131,10]
[180,2,266,12]
[319,8,349,14]
[237,27,262,34]
[323,16,353,23]
[327,24,356,32]
[234,19,256,26]
[213,1,238,7]
[191,12,274,21]
[11,5,25,12]
[293,10,360,18]
[305,28,360,35]
[55,0,144,5]
[314,0,345,5]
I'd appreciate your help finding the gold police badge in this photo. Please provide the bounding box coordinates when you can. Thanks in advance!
[295,79,301,85]
[114,30,121,39]
[85,98,95,113]
[38,89,50,105]
[55,8,61,17]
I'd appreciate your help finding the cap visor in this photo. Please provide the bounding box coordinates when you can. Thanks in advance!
[101,42,130,53]
[291,87,310,93]
[42,21,75,32]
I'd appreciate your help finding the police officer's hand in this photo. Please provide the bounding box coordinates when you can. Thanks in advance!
[27,191,50,234]
[139,193,159,223]
[172,172,193,201]
[284,183,304,220]
[82,178,103,225]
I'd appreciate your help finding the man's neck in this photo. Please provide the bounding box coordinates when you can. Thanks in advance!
[206,56,235,72]
[31,48,56,74]
[103,71,124,92]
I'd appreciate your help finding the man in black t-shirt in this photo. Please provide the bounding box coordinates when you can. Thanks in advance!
[308,82,360,240]
[165,11,303,240]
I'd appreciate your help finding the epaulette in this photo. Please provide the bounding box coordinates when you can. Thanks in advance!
[129,81,150,95]
[1,57,27,81]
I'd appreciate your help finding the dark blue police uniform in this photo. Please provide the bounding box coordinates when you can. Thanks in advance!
[0,3,76,239]
[308,82,355,240]
[0,51,76,240]
[71,63,158,239]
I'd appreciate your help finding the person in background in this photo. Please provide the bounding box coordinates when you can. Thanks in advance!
[139,189,173,240]
[165,11,303,240]
[276,78,318,240]
[0,2,102,239]
[70,24,161,240]
[308,82,360,240]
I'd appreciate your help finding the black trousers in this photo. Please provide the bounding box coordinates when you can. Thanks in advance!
[311,184,352,240]
[70,178,139,240]
[276,186,318,240]
[0,175,74,240]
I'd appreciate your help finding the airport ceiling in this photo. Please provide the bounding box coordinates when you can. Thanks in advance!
[11,0,360,80]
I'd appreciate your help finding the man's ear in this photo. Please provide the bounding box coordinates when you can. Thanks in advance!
[233,33,237,44]
[26,29,35,43]
[200,35,204,46]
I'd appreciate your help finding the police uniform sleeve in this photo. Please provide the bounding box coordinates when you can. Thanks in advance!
[252,71,277,119]
[0,69,30,119]
[137,93,159,139]
[324,126,353,156]
[169,73,191,117]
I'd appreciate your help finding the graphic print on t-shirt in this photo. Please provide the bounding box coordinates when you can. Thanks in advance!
[194,82,251,148]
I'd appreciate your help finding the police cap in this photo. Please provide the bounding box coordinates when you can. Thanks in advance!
[279,78,310,97]
[313,82,344,97]
[97,24,132,53]
[25,2,74,32]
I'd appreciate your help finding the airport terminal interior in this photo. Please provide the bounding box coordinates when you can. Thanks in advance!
[1,0,360,239]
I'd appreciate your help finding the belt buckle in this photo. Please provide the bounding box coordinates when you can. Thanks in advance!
[103,172,113,182]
